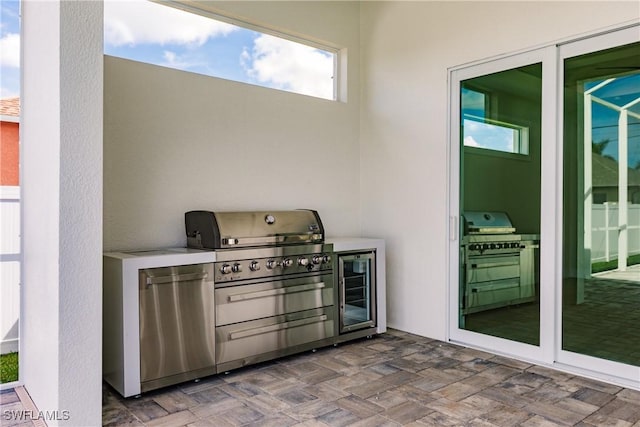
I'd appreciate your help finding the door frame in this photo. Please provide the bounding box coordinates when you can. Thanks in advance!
[448,45,557,365]
[554,24,640,387]
[447,23,640,389]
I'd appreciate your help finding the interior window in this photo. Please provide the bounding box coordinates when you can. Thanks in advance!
[462,86,530,155]
[463,115,530,155]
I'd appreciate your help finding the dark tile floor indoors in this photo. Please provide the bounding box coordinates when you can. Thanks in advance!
[95,329,640,427]
[463,278,640,367]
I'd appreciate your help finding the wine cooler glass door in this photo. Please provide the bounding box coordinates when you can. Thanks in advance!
[339,252,376,333]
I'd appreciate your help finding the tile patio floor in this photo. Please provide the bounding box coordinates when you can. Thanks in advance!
[2,329,639,426]
[100,329,640,427]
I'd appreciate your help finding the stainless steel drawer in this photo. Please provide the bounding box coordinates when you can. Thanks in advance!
[215,307,334,366]
[467,255,520,283]
[466,278,521,309]
[215,273,334,326]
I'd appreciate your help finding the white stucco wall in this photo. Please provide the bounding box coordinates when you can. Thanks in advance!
[359,1,639,339]
[104,1,361,251]
[21,1,103,425]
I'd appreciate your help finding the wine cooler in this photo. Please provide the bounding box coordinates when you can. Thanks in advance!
[337,251,376,337]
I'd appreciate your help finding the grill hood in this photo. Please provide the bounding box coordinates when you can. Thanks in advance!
[185,209,325,249]
[463,211,515,234]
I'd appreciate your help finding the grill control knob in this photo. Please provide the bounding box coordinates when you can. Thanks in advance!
[266,259,277,269]
[298,257,309,267]
[312,255,322,265]
[220,264,232,274]
[482,244,490,250]
[282,258,293,268]
[249,261,260,271]
[322,254,331,264]
[232,263,242,273]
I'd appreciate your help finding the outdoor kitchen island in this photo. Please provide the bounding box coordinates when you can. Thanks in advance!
[103,215,386,398]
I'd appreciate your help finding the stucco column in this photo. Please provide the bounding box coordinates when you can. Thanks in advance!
[21,1,103,425]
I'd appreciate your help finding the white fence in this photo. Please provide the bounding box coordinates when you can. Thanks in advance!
[1,186,20,354]
[591,203,640,263]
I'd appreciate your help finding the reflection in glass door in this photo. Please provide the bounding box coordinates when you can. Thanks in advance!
[458,63,543,346]
[562,41,640,367]
[451,26,639,386]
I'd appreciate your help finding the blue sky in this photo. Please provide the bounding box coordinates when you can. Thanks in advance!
[587,75,640,168]
[0,0,20,98]
[463,118,519,154]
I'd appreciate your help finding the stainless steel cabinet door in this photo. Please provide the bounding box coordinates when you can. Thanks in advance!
[139,264,215,385]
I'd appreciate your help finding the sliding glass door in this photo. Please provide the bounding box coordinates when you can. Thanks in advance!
[559,29,640,383]
[449,47,555,363]
[450,25,639,385]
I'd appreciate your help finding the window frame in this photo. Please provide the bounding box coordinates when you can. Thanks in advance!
[104,0,342,101]
[462,113,531,156]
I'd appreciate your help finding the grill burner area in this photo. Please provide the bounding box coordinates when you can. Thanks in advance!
[464,234,529,255]
[212,246,332,283]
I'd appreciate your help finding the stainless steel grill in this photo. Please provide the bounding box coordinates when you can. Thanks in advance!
[461,211,539,316]
[185,209,335,373]
[464,211,516,235]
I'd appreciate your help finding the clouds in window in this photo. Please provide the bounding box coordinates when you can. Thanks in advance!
[242,34,334,99]
[104,0,236,47]
[0,33,19,68]
[103,0,336,100]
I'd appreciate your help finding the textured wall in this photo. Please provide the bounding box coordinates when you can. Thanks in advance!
[104,2,361,251]
[21,1,103,425]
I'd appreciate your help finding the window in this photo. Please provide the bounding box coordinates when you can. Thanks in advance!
[462,114,530,155]
[460,67,538,155]
[103,0,338,100]
[461,87,486,119]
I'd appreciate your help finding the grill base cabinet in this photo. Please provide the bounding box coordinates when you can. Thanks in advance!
[103,249,216,398]
[212,246,337,373]
[103,239,386,398]
[139,264,216,392]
